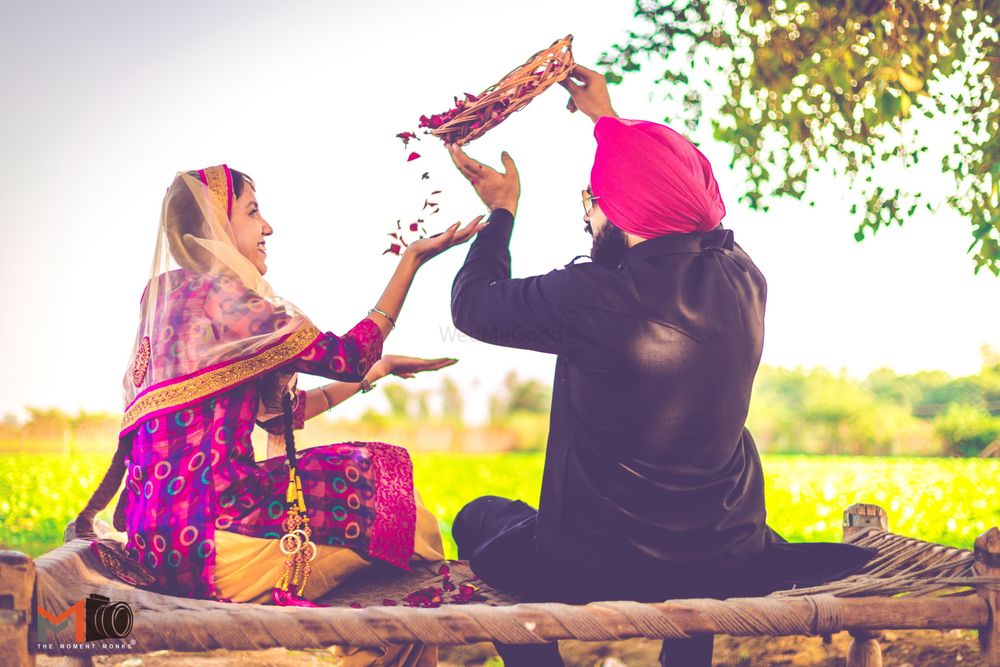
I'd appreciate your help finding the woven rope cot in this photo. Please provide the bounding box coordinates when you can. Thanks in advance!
[1,504,998,667]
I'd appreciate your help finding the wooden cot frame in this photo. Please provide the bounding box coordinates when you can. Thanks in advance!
[0,503,997,667]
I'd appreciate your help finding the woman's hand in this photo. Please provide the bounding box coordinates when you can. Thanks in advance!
[404,216,487,267]
[305,355,458,419]
[369,355,457,380]
[447,144,520,217]
[559,64,618,123]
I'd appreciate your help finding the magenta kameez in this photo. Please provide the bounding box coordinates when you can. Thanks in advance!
[114,269,416,600]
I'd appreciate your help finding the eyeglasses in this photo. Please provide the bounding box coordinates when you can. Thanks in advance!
[581,189,600,236]
[581,189,601,217]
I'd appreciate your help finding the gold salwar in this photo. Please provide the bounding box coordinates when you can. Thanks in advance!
[215,491,445,666]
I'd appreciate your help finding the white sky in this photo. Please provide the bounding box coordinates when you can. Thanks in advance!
[1,0,998,423]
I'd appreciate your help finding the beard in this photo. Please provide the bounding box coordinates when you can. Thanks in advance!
[591,222,630,270]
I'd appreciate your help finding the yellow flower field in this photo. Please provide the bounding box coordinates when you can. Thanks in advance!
[1,452,996,559]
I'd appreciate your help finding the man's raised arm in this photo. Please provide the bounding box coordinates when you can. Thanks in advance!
[447,145,574,355]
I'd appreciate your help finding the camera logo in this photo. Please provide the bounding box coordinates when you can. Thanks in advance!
[37,593,133,643]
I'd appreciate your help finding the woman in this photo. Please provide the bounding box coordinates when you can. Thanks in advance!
[77,165,482,662]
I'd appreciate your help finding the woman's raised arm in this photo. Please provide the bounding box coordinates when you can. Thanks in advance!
[365,215,487,338]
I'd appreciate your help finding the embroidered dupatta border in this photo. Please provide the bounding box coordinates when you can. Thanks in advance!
[120,325,320,435]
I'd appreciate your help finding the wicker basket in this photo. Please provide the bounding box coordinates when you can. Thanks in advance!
[419,35,575,145]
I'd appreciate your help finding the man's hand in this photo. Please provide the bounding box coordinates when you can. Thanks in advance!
[559,64,618,123]
[447,144,520,217]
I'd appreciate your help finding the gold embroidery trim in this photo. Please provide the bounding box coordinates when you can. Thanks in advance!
[201,165,231,217]
[120,325,320,433]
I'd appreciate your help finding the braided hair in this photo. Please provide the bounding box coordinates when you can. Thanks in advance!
[282,391,297,475]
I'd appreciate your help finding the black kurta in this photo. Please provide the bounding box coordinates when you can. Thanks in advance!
[451,209,872,603]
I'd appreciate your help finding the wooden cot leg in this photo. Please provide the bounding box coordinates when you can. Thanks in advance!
[842,504,886,666]
[847,630,883,667]
[842,503,888,542]
[0,550,36,667]
[975,527,1000,667]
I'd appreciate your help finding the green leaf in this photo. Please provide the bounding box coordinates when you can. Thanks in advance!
[900,92,912,118]
[898,69,924,93]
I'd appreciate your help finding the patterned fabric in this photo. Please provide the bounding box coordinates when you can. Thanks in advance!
[116,271,416,600]
[367,442,418,569]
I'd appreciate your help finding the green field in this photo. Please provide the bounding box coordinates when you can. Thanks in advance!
[1,452,997,559]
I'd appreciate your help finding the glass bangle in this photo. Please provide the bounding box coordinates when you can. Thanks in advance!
[368,307,396,330]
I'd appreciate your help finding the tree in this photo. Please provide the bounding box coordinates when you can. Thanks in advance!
[440,377,465,422]
[933,402,1000,455]
[601,0,999,272]
[382,384,412,419]
[488,371,552,421]
[22,407,71,440]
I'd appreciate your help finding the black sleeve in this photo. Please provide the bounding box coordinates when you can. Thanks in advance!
[450,208,574,355]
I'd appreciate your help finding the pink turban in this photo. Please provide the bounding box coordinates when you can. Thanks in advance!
[590,117,726,238]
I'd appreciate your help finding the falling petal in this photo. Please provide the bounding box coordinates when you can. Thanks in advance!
[407,152,421,162]
[421,172,430,180]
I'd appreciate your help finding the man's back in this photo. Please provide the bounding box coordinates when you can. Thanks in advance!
[535,226,770,598]
[451,211,771,600]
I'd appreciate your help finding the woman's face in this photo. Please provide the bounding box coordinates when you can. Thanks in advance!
[229,183,272,275]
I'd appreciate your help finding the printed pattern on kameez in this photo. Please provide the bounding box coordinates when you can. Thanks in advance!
[119,271,414,600]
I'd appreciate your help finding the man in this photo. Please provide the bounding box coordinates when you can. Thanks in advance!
[447,65,873,667]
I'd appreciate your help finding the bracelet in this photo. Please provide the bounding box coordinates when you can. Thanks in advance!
[320,385,334,410]
[368,307,396,330]
[359,378,376,393]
